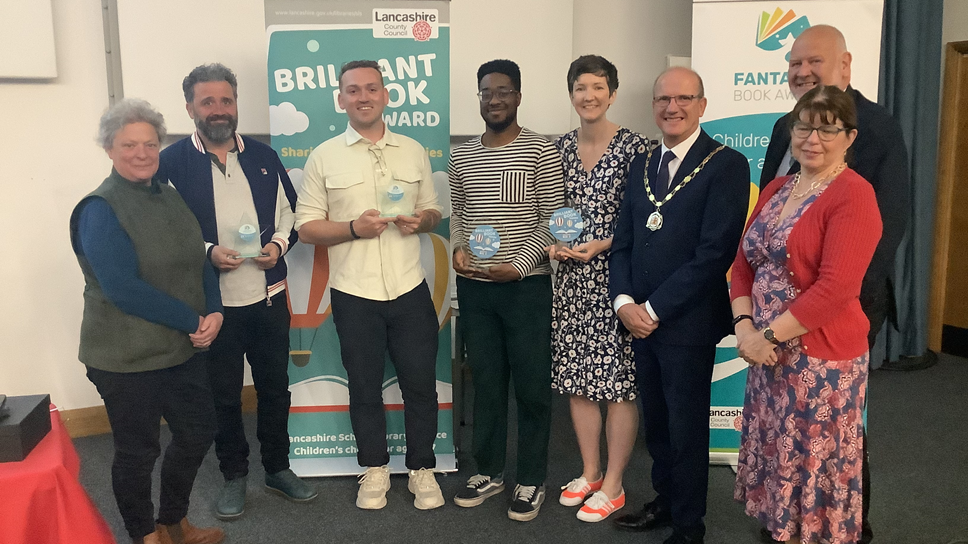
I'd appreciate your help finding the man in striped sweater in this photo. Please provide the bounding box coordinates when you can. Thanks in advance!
[450,59,565,522]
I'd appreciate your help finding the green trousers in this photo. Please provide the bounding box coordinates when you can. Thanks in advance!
[457,275,552,486]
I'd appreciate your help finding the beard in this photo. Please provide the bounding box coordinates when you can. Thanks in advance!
[195,114,238,144]
[484,111,516,133]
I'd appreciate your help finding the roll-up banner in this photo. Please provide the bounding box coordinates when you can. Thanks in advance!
[265,0,454,476]
[692,0,883,466]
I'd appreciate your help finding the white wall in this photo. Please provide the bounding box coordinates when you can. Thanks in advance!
[451,0,574,135]
[0,1,110,409]
[943,0,968,45]
[571,0,693,140]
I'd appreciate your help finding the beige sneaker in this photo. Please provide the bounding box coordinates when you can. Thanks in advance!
[408,468,445,510]
[356,466,390,509]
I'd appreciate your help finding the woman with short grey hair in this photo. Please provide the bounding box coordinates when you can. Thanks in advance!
[70,98,226,544]
[96,98,167,150]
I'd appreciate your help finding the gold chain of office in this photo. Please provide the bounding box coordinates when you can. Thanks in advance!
[642,144,726,231]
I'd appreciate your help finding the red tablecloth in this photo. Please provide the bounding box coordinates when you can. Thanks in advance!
[0,406,115,544]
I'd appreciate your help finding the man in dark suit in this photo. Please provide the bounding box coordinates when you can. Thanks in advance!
[609,67,750,544]
[759,25,909,544]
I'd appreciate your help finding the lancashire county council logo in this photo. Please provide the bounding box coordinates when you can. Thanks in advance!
[755,8,811,61]
[373,8,438,41]
[413,20,432,41]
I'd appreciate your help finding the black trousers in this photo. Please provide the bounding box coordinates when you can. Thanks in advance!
[86,354,216,540]
[456,275,553,486]
[859,277,889,544]
[208,292,292,480]
[330,281,439,469]
[633,338,716,540]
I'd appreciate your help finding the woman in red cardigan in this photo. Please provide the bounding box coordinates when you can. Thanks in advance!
[730,85,881,544]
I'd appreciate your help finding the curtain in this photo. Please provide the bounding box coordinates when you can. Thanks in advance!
[875,0,945,366]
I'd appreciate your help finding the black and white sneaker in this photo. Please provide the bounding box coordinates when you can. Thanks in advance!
[453,473,505,507]
[507,484,546,521]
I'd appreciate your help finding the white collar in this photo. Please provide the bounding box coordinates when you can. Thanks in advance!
[660,126,701,161]
[343,122,398,148]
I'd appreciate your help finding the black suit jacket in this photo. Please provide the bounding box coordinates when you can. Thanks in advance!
[609,130,750,346]
[760,86,909,287]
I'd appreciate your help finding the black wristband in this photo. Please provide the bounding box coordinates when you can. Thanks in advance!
[348,220,361,240]
[206,244,216,261]
[731,314,753,327]
[269,240,285,256]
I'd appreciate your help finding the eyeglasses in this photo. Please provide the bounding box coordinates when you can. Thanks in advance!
[791,121,849,142]
[477,89,518,103]
[653,94,701,107]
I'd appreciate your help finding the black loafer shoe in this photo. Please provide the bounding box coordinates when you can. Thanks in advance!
[663,531,704,544]
[612,499,672,532]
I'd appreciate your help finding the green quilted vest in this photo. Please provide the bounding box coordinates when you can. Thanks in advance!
[69,170,207,373]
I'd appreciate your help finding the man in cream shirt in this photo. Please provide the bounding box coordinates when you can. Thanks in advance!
[295,60,444,511]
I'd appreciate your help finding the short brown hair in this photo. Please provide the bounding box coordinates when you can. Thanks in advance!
[567,55,618,94]
[339,60,383,88]
[789,85,857,132]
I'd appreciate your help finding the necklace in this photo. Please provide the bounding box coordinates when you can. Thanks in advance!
[642,145,726,231]
[790,163,846,200]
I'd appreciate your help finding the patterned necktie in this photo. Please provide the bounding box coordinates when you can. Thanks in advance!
[655,150,676,200]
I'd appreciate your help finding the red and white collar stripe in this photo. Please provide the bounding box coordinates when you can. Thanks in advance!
[191,131,245,154]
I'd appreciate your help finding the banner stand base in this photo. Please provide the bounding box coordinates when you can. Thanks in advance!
[291,454,458,478]
[710,451,738,473]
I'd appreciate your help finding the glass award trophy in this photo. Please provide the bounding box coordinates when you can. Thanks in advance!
[468,225,502,272]
[549,207,586,248]
[232,212,265,258]
[378,183,415,218]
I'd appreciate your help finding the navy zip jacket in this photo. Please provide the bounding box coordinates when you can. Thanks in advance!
[158,134,298,291]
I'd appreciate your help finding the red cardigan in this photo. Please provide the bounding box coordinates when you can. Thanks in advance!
[730,168,882,360]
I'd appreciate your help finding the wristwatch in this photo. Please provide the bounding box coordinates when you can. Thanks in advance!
[763,327,780,345]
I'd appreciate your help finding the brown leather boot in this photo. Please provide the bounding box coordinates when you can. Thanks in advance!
[164,518,225,544]
[133,526,174,544]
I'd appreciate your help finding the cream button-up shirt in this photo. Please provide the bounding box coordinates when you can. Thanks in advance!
[294,124,441,301]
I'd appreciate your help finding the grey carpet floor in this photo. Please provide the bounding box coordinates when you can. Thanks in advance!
[74,354,968,544]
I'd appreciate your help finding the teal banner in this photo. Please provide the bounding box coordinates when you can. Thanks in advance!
[265,0,454,476]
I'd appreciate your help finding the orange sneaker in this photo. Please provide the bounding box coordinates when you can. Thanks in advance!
[576,490,625,522]
[558,475,603,506]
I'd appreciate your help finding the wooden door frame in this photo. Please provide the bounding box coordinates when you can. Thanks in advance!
[928,41,968,352]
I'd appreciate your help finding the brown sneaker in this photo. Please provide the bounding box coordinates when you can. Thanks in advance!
[163,518,225,544]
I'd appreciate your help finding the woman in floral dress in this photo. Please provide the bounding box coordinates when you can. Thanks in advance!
[729,85,882,544]
[549,55,649,523]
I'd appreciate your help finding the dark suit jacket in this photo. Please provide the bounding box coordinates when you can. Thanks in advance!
[760,86,909,288]
[609,129,750,346]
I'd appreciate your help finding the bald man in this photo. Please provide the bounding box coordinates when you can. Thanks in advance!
[610,67,749,544]
[759,24,910,544]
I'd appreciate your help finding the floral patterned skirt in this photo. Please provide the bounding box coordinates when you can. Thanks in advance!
[550,259,635,402]
[734,339,867,544]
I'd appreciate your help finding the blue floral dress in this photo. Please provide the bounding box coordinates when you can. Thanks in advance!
[734,178,868,544]
[550,128,648,402]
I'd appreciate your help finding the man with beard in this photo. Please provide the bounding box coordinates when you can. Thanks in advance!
[158,63,315,521]
[449,59,564,521]
[758,26,909,544]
